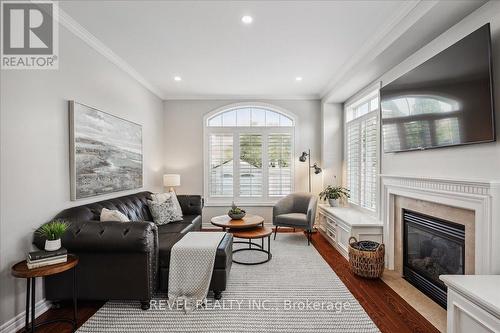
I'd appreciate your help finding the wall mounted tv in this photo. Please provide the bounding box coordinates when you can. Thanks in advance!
[380,23,495,153]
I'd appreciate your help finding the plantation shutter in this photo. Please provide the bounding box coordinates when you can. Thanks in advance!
[209,134,233,197]
[268,133,292,196]
[360,113,378,210]
[346,91,379,212]
[346,121,361,205]
[239,134,262,197]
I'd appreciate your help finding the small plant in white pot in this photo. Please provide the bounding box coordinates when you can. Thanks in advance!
[228,201,246,220]
[36,220,68,251]
[319,185,350,207]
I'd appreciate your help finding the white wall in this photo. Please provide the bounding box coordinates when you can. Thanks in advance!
[0,27,164,328]
[379,2,500,180]
[321,103,343,187]
[163,99,321,225]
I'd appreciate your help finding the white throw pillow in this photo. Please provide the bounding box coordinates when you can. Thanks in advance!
[100,208,129,222]
[148,198,183,225]
[151,191,183,217]
[169,191,183,217]
[151,192,171,203]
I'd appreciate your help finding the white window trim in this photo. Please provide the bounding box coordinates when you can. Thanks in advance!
[203,102,296,206]
[344,88,381,217]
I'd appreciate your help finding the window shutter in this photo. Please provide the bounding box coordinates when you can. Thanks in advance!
[346,121,361,205]
[205,107,295,204]
[346,92,379,212]
[209,134,233,197]
[268,133,292,196]
[239,134,262,197]
[360,113,378,210]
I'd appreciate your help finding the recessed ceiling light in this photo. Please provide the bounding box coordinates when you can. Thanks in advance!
[295,77,303,81]
[241,15,253,24]
[174,76,182,81]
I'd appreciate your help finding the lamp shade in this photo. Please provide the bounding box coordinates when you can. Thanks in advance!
[163,174,180,187]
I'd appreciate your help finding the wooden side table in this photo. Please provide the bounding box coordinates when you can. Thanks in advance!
[210,214,264,231]
[231,226,273,265]
[11,254,79,333]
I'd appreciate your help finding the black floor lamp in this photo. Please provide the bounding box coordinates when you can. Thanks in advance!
[299,149,322,193]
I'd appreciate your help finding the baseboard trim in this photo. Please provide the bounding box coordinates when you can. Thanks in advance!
[0,299,51,333]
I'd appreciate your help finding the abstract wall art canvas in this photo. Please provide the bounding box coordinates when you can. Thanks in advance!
[69,101,143,200]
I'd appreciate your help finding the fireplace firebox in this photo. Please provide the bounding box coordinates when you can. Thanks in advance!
[403,209,465,308]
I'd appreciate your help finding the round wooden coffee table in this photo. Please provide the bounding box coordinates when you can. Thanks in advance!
[11,255,78,333]
[210,214,264,231]
[211,214,271,265]
[231,226,273,265]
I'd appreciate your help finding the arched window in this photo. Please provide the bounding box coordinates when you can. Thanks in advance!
[207,107,294,127]
[204,103,295,205]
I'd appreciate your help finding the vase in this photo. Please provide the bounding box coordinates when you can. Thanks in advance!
[328,199,339,207]
[45,238,61,251]
[228,211,246,220]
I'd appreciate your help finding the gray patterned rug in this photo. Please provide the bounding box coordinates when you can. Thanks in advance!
[77,233,380,332]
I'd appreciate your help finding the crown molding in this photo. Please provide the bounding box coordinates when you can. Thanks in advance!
[162,94,320,101]
[54,2,440,103]
[56,7,165,100]
[321,0,439,102]
[54,7,318,102]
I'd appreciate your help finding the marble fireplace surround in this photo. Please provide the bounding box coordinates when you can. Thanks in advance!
[381,175,500,275]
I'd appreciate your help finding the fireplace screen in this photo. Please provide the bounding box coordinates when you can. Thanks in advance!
[403,210,465,308]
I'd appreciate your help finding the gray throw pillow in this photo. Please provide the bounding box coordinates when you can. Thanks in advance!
[147,198,183,225]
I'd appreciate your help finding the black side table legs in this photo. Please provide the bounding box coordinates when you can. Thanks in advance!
[23,267,77,333]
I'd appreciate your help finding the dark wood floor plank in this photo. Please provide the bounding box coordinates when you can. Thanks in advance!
[16,230,440,333]
[310,231,440,333]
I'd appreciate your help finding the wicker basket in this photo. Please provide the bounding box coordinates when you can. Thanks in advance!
[348,237,385,279]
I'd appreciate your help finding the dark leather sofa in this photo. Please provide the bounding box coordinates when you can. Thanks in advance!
[33,191,232,310]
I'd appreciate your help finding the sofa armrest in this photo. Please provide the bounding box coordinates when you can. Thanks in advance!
[33,220,158,253]
[177,195,203,216]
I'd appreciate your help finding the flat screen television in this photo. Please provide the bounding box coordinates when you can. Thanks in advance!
[380,23,495,153]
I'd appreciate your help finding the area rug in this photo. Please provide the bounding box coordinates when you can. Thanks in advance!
[77,233,380,332]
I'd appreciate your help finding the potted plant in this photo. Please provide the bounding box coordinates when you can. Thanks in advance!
[36,220,68,251]
[228,202,246,220]
[319,185,350,207]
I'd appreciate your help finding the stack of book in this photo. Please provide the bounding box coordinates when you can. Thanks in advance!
[27,248,67,269]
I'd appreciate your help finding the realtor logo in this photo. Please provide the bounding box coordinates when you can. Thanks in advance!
[1,1,59,69]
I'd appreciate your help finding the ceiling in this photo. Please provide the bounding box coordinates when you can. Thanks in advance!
[59,1,486,101]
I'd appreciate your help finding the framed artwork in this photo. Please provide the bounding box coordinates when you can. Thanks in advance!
[69,101,143,200]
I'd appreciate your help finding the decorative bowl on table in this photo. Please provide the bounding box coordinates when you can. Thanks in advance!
[228,202,246,220]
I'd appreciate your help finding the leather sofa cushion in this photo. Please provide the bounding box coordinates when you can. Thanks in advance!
[55,192,153,222]
[158,233,186,268]
[33,220,158,253]
[156,215,201,234]
[177,196,203,216]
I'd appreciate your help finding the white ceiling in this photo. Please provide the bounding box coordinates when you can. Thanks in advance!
[59,1,486,101]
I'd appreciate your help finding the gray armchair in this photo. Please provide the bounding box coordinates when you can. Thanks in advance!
[272,193,318,245]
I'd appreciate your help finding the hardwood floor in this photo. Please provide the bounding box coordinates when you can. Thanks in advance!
[310,231,440,333]
[17,231,439,333]
[15,300,104,333]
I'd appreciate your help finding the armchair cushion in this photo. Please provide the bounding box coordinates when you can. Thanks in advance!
[274,213,308,227]
[273,192,317,230]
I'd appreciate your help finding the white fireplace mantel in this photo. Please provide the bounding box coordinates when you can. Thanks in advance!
[381,174,500,275]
